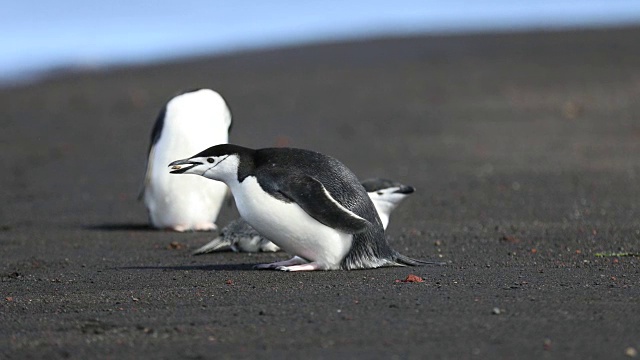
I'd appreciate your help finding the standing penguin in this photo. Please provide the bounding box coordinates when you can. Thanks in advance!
[169,144,437,271]
[192,178,416,254]
[141,89,232,231]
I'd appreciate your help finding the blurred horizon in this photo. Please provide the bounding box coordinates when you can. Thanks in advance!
[3,0,640,85]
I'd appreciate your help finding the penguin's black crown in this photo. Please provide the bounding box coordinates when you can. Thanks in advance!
[193,144,252,159]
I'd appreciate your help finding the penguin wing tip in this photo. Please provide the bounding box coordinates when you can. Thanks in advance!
[277,174,376,234]
[192,238,231,255]
[350,217,372,234]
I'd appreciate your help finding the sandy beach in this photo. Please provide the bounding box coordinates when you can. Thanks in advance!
[1,26,639,359]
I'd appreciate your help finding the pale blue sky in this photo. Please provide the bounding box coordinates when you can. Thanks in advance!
[2,0,640,83]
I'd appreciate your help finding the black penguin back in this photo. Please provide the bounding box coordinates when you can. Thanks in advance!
[252,148,378,222]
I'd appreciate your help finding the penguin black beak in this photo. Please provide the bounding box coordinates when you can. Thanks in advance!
[168,159,202,174]
[394,185,415,195]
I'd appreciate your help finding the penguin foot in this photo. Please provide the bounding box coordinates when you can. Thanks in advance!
[169,223,217,232]
[192,237,230,255]
[193,222,218,231]
[275,262,325,272]
[169,225,189,232]
[254,256,307,270]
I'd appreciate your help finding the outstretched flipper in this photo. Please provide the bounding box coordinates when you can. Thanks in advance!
[192,237,231,255]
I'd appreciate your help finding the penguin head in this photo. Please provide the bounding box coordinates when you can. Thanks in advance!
[362,178,415,213]
[166,89,232,131]
[168,144,249,182]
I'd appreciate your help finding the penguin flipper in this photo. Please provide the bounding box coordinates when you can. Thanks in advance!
[139,106,166,201]
[277,175,371,234]
[138,143,155,201]
[192,236,232,255]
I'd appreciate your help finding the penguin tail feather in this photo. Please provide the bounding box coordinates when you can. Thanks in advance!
[192,237,232,255]
[392,252,446,267]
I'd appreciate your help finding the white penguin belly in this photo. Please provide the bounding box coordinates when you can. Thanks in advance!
[145,131,228,230]
[231,177,353,268]
[145,173,227,229]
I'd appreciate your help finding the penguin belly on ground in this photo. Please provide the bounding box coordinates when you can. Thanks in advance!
[140,89,231,232]
[192,178,416,254]
[169,144,439,271]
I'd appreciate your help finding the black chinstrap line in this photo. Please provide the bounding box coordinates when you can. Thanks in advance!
[203,154,230,177]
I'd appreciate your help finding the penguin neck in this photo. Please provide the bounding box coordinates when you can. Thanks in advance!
[235,148,257,183]
[208,149,256,188]
[371,201,395,229]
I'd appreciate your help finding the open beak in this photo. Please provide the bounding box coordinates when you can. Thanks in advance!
[394,185,415,194]
[168,159,202,174]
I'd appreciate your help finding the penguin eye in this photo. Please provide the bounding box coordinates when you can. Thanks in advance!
[377,191,384,195]
[207,158,215,163]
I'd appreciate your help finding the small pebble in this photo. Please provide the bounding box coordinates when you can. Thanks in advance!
[404,274,424,283]
[491,307,501,315]
[626,347,638,357]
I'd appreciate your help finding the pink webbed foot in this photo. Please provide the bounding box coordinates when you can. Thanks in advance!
[168,225,188,232]
[254,256,307,270]
[169,223,217,232]
[193,222,217,232]
[275,262,327,272]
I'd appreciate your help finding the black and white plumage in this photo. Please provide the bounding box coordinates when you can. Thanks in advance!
[169,144,436,271]
[360,178,416,230]
[192,178,416,254]
[140,89,232,232]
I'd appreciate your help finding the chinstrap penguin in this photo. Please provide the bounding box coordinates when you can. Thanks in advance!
[360,178,416,230]
[169,144,438,271]
[192,178,416,254]
[140,89,232,232]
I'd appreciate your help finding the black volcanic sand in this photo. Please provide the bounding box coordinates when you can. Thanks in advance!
[2,27,640,359]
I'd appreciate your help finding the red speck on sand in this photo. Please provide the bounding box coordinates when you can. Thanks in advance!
[399,274,424,283]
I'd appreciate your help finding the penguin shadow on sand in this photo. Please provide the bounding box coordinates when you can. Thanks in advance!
[84,223,156,232]
[120,263,258,272]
